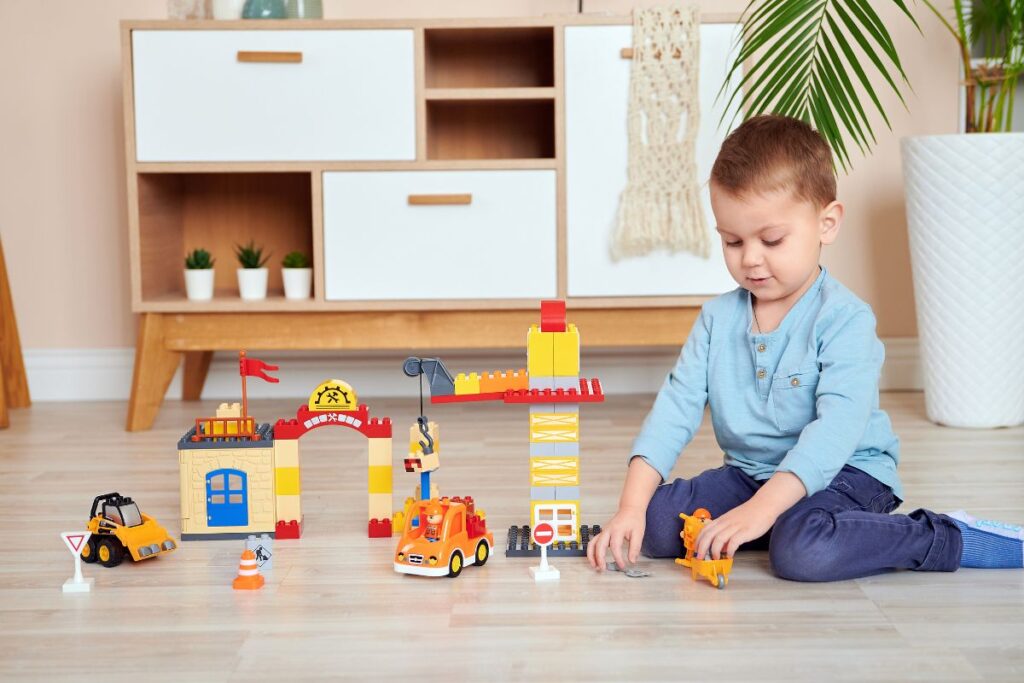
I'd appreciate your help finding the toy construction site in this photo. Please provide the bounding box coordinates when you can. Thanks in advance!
[176,300,606,571]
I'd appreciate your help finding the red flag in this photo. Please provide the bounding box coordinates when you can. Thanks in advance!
[240,356,279,383]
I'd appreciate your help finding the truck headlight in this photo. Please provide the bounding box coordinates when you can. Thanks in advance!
[428,556,438,566]
[397,553,405,561]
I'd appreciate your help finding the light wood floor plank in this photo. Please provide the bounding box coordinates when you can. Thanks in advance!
[0,392,1021,681]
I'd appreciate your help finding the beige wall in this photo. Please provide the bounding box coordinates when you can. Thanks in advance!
[0,0,958,349]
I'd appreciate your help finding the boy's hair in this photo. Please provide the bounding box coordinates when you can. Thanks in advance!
[710,114,836,208]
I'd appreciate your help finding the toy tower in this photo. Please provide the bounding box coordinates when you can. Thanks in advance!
[525,300,583,546]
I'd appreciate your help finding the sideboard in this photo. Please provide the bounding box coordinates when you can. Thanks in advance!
[121,14,742,430]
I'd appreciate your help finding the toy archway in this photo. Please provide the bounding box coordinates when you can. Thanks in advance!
[271,379,394,539]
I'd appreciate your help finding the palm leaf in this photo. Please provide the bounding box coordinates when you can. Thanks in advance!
[719,0,922,172]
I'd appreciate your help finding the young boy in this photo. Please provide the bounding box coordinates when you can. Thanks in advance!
[587,114,1024,581]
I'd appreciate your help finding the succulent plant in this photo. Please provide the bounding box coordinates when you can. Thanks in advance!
[184,248,215,270]
[235,241,270,269]
[282,251,310,269]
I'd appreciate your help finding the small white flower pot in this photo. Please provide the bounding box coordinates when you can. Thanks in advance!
[184,269,215,301]
[237,268,269,301]
[212,0,247,19]
[282,267,313,300]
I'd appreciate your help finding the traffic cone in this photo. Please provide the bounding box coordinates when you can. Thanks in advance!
[232,549,264,590]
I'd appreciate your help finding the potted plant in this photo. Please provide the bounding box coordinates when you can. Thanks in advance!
[184,248,215,301]
[235,240,270,301]
[281,250,312,300]
[722,0,1023,428]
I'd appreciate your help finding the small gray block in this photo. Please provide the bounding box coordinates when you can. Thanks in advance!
[529,442,556,457]
[551,442,580,456]
[530,487,557,500]
[554,486,581,500]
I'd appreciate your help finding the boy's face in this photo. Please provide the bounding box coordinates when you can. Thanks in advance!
[710,182,842,308]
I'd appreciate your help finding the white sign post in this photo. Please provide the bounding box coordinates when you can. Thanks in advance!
[61,531,94,593]
[529,522,560,582]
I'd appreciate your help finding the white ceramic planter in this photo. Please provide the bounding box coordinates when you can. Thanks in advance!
[184,269,215,301]
[237,268,269,301]
[212,0,247,19]
[282,267,313,300]
[901,132,1024,428]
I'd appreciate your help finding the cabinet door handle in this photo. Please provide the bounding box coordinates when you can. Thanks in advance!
[407,194,473,206]
[620,47,635,59]
[237,51,303,64]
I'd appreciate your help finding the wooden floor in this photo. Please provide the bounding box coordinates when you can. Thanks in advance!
[1,392,1022,681]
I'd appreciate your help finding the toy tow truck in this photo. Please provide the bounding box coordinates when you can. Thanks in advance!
[675,508,733,589]
[394,496,493,578]
[80,493,177,568]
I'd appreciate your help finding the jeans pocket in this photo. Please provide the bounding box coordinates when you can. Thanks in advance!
[770,367,820,433]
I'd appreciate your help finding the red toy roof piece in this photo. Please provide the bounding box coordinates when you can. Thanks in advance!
[540,300,567,332]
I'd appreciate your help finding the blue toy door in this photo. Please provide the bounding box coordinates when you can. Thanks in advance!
[206,469,248,527]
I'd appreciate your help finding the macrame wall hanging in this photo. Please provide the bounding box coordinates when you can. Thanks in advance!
[612,5,708,260]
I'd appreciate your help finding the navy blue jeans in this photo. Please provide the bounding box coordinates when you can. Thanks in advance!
[644,465,963,582]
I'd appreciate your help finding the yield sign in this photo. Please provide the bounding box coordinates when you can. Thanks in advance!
[61,531,91,556]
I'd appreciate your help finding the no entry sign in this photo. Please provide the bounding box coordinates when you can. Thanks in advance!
[533,522,555,547]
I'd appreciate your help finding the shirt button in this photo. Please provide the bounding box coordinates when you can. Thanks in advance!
[790,377,800,387]
[757,368,767,379]
[757,343,766,353]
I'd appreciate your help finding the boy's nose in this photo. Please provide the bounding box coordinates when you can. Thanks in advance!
[741,247,762,267]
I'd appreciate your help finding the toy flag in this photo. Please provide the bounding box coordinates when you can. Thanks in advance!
[240,356,279,383]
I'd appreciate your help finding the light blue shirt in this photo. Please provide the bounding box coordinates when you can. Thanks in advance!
[632,267,902,499]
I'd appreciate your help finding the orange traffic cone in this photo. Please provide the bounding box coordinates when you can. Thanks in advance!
[232,549,264,590]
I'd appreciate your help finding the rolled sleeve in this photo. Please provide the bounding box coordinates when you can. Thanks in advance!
[630,308,711,481]
[776,307,882,495]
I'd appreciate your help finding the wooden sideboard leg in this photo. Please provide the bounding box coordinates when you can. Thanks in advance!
[0,362,8,429]
[0,238,30,412]
[182,351,213,401]
[126,313,182,431]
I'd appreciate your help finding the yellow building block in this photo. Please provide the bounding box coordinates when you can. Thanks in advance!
[368,438,392,467]
[455,372,480,395]
[276,494,302,523]
[216,402,241,418]
[275,467,301,496]
[368,492,392,521]
[368,464,392,494]
[530,457,580,486]
[392,510,405,535]
[553,324,580,376]
[274,439,300,468]
[527,325,555,377]
[529,413,580,443]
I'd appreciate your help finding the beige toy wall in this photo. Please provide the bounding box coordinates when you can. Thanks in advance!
[0,0,957,357]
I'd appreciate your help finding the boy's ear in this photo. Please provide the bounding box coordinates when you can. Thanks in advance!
[819,200,843,245]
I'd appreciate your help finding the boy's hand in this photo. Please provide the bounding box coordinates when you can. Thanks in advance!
[694,499,776,561]
[587,505,646,571]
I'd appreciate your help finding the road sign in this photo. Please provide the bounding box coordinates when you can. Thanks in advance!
[533,522,554,547]
[61,532,91,556]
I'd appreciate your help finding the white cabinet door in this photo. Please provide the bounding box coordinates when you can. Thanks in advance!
[132,30,415,162]
[565,24,741,297]
[323,170,557,300]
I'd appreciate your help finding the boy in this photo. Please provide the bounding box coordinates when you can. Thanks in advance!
[587,115,1023,581]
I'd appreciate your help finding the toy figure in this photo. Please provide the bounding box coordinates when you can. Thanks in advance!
[424,500,444,542]
[676,508,733,589]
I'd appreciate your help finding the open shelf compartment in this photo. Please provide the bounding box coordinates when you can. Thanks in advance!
[424,27,555,88]
[426,99,555,160]
[137,172,314,304]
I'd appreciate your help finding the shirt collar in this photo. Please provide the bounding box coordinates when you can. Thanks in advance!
[747,266,828,337]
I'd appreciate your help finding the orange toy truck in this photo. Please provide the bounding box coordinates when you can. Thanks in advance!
[675,508,733,589]
[394,496,493,578]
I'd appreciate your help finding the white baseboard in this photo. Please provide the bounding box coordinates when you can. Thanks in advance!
[22,338,922,402]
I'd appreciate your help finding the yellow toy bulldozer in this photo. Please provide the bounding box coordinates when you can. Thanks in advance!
[80,493,177,568]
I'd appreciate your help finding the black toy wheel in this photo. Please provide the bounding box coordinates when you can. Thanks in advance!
[97,537,125,568]
[80,537,99,564]
[475,540,490,567]
[448,550,464,578]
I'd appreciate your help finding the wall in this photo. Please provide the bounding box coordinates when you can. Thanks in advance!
[0,1,959,398]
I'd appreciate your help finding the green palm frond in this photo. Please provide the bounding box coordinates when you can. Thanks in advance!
[718,0,921,172]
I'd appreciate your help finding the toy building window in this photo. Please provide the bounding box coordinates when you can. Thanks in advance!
[211,494,225,504]
[210,475,225,491]
[229,474,243,490]
[537,509,554,521]
[229,494,243,504]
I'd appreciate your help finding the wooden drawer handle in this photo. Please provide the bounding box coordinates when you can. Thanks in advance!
[237,51,303,64]
[407,194,472,206]
[620,47,635,59]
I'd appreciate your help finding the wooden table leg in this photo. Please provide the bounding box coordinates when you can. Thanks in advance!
[126,313,183,431]
[182,351,213,401]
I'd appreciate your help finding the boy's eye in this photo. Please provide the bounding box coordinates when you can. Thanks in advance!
[763,238,783,247]
[725,240,742,247]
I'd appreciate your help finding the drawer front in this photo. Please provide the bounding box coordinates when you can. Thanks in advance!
[132,30,415,162]
[564,24,739,297]
[323,170,557,300]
